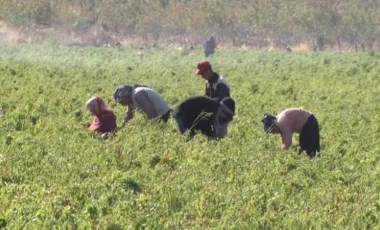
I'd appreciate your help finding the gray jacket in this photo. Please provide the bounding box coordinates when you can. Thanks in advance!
[123,87,170,126]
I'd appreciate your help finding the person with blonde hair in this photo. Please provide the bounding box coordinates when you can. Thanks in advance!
[85,97,117,136]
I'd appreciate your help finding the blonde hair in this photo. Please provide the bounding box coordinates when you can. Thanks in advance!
[85,97,109,114]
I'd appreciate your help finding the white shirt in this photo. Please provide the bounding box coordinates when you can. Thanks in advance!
[123,87,170,125]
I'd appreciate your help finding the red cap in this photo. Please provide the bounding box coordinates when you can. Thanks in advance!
[195,60,212,75]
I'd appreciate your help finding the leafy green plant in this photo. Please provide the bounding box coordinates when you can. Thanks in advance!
[0,43,380,228]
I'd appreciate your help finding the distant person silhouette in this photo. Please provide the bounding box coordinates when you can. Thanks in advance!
[203,36,216,57]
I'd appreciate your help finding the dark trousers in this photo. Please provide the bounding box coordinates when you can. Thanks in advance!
[175,115,214,138]
[299,115,320,158]
[160,110,171,123]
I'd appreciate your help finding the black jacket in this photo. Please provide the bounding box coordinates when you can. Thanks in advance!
[173,96,220,137]
[205,73,230,101]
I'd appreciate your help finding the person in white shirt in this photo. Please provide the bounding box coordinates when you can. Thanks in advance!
[113,84,171,127]
[261,108,320,158]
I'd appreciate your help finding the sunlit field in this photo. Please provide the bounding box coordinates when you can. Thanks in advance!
[1,42,380,229]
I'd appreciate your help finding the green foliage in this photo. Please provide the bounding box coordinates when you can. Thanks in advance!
[1,43,380,228]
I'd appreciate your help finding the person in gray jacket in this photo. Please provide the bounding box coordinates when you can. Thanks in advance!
[113,84,171,127]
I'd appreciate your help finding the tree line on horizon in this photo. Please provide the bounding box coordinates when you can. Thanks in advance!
[0,0,379,50]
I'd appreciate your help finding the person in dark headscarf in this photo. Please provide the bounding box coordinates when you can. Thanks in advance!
[173,96,235,139]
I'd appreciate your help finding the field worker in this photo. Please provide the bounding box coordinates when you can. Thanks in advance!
[113,84,171,127]
[203,36,216,57]
[195,60,230,101]
[85,97,117,138]
[261,108,320,158]
[173,95,235,139]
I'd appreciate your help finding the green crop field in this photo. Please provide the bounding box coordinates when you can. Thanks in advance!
[1,42,380,229]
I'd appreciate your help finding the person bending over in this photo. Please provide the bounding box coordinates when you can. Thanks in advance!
[173,96,235,139]
[113,84,171,127]
[261,108,320,158]
[85,96,117,139]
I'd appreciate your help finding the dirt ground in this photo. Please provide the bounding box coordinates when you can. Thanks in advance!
[0,21,22,42]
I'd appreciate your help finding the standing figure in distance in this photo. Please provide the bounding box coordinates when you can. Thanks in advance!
[173,96,235,139]
[113,84,171,127]
[85,96,117,139]
[195,60,230,101]
[203,36,216,57]
[261,108,320,158]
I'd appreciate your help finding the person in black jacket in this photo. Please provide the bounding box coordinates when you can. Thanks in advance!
[173,96,235,139]
[203,36,216,57]
[195,60,230,101]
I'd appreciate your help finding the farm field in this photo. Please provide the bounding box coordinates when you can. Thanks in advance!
[0,42,380,229]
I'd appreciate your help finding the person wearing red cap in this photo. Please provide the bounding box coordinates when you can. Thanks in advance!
[195,60,230,101]
[261,108,320,158]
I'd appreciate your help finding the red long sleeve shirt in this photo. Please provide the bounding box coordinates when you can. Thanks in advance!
[89,110,117,133]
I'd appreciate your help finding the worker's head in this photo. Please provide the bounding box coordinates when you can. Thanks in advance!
[195,60,214,80]
[261,113,278,134]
